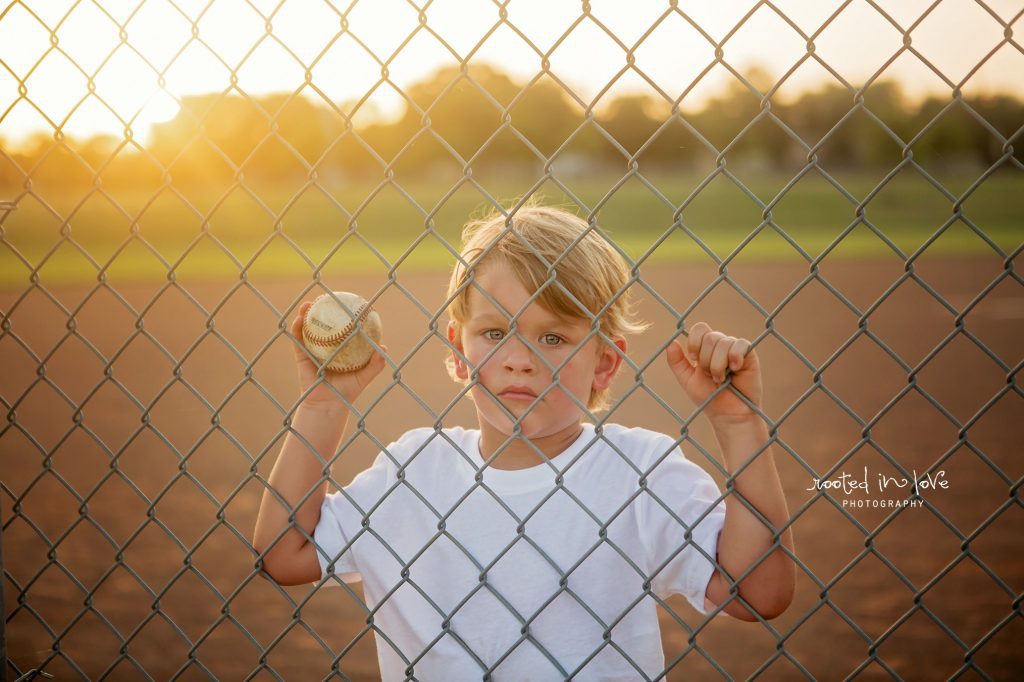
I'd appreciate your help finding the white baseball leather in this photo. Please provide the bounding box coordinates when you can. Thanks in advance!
[302,291,383,372]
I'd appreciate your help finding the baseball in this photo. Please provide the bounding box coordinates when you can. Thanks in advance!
[301,291,384,372]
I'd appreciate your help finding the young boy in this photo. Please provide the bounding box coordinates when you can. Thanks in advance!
[253,206,795,680]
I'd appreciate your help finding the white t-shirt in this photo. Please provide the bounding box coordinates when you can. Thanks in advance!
[314,422,727,681]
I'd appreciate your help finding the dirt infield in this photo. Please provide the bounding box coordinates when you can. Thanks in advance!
[2,256,1022,680]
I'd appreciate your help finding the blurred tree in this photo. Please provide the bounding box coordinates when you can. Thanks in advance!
[855,80,910,167]
[506,74,584,160]
[914,96,977,168]
[691,71,766,160]
[363,64,581,175]
[5,64,1021,190]
[150,95,240,187]
[787,84,857,165]
[600,95,661,161]
[964,94,1024,165]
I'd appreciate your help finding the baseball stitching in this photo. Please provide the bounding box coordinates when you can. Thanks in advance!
[303,298,380,372]
[321,355,373,372]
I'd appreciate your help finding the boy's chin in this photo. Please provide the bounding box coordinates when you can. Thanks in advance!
[484,410,587,441]
[483,410,544,437]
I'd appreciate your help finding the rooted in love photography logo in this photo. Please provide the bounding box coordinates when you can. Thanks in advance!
[807,466,949,508]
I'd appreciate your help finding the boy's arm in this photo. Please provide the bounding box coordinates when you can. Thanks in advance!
[705,415,794,621]
[666,322,796,621]
[252,301,388,586]
[252,403,349,585]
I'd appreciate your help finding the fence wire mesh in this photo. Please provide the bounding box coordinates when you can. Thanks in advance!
[1,0,1022,679]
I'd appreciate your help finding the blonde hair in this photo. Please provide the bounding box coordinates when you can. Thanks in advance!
[444,203,651,413]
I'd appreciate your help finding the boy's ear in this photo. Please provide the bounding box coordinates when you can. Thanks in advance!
[447,321,469,380]
[592,336,627,392]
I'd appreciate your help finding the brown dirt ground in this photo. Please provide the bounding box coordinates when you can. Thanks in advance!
[2,256,1022,680]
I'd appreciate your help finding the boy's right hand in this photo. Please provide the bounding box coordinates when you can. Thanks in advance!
[290,300,389,410]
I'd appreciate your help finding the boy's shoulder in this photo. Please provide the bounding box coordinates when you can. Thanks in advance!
[597,422,684,459]
[397,424,475,443]
[598,419,679,446]
[381,422,682,467]
[382,425,476,464]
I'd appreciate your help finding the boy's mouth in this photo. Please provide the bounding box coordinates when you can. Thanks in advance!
[499,385,538,400]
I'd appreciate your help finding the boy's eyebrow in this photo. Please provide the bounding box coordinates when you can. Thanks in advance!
[474,311,582,328]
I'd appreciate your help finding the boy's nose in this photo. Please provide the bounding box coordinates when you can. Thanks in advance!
[501,333,537,371]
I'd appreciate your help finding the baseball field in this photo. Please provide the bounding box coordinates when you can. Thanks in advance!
[1,174,1022,679]
[1,170,1021,287]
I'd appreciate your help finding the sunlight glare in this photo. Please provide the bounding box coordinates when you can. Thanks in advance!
[0,0,1019,148]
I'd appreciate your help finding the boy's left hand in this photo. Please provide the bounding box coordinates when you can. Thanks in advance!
[665,322,763,424]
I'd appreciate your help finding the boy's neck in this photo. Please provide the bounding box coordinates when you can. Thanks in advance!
[478,422,585,470]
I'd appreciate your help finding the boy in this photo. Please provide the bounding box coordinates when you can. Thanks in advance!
[253,206,795,680]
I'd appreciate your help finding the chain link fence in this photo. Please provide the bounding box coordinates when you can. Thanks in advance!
[2,0,1023,679]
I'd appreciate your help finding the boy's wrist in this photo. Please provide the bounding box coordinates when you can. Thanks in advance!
[710,414,773,470]
[708,412,769,437]
[295,399,350,421]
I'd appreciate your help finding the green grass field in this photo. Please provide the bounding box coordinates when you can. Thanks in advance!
[1,168,1020,287]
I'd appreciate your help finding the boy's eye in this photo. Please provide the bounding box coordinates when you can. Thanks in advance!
[483,329,564,346]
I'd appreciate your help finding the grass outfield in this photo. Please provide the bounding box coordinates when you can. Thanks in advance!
[1,169,1020,287]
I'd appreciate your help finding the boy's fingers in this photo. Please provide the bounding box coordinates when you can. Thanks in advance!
[372,344,389,367]
[709,336,734,383]
[668,340,693,377]
[290,303,316,368]
[290,301,311,337]
[687,321,711,359]
[698,331,725,373]
[351,344,389,392]
[729,338,751,372]
[675,338,694,366]
[359,343,388,370]
[671,337,688,364]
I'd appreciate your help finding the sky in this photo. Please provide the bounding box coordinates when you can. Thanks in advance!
[0,0,1021,149]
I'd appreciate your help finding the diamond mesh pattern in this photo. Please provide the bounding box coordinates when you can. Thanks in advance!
[2,0,1022,680]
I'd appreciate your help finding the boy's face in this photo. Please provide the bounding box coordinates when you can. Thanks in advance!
[447,260,625,441]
